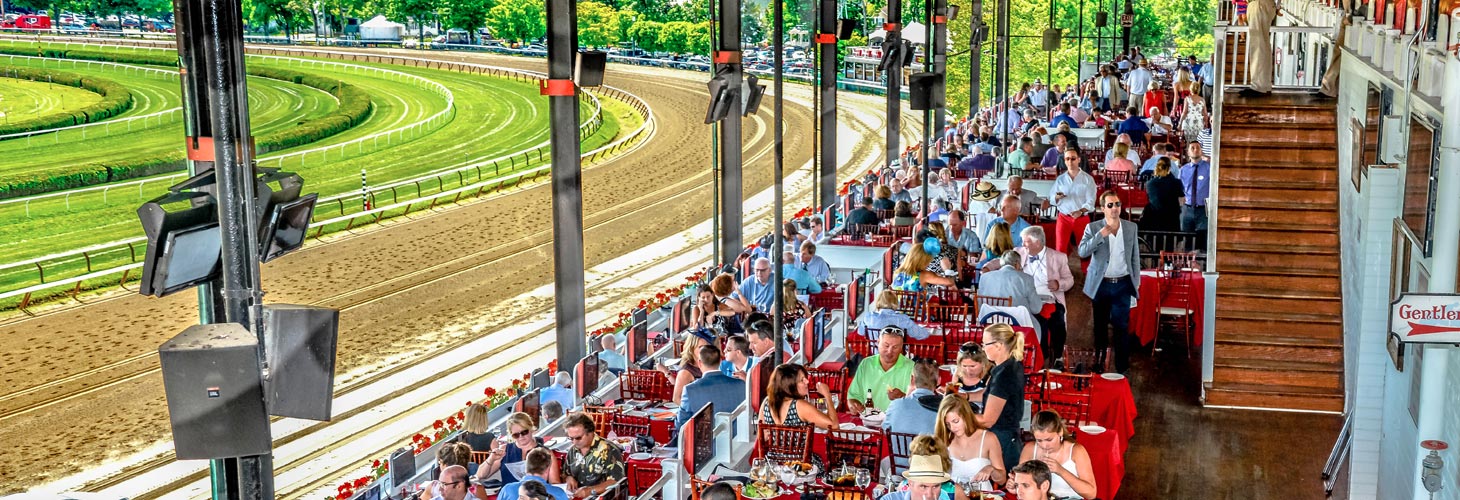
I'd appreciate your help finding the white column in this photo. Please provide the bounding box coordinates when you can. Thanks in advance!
[1412,53,1460,500]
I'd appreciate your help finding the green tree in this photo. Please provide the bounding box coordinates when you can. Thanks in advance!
[657,20,694,54]
[577,1,619,48]
[484,0,545,43]
[443,0,491,43]
[387,0,436,41]
[628,19,663,52]
[742,3,766,44]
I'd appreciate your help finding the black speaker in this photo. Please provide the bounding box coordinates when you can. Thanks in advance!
[909,72,945,110]
[1095,11,1108,27]
[575,50,607,87]
[1042,28,1062,51]
[262,304,339,421]
[837,18,856,40]
[159,323,272,460]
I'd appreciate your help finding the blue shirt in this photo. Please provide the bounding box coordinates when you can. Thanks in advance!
[500,474,570,500]
[598,349,627,372]
[795,255,832,285]
[1049,114,1079,130]
[879,490,952,500]
[719,356,756,378]
[860,308,931,339]
[981,216,1031,248]
[1179,160,1211,207]
[947,226,982,255]
[884,388,940,437]
[1116,116,1150,144]
[540,384,575,413]
[738,277,776,312]
[676,371,747,427]
[780,264,823,294]
[1141,155,1168,173]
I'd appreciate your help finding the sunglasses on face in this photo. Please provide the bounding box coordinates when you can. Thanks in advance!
[512,429,532,439]
[1105,202,1123,208]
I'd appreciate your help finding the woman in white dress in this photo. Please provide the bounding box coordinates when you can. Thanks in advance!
[936,395,1006,497]
[1018,410,1097,499]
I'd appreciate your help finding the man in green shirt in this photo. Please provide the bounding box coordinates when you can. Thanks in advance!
[847,327,915,413]
[1005,137,1034,174]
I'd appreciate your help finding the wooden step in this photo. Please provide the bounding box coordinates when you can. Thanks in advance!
[1218,270,1341,294]
[1222,107,1338,128]
[1217,242,1340,256]
[1217,220,1340,246]
[1204,383,1344,412]
[1220,89,1339,110]
[1220,154,1341,170]
[1220,165,1339,184]
[1212,357,1343,390]
[1219,124,1336,144]
[1221,178,1335,192]
[1217,141,1338,164]
[1215,310,1342,343]
[1217,288,1341,316]
[1220,204,1339,225]
[1214,331,1343,363]
[1217,250,1341,275]
[1220,185,1338,205]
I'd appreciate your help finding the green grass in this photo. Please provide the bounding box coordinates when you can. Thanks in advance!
[0,75,103,120]
[0,47,644,305]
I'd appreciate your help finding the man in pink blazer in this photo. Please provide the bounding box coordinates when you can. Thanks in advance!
[1016,225,1075,369]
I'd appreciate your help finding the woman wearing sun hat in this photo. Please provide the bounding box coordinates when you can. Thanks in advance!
[878,453,952,500]
[966,181,1002,215]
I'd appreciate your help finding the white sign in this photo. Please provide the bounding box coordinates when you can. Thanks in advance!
[1390,293,1460,344]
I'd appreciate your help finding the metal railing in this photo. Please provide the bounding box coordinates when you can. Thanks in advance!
[1217,24,1336,89]
[1322,413,1353,495]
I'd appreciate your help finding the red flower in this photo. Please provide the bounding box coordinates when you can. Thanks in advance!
[372,460,381,468]
[466,400,474,407]
[446,416,458,427]
[433,419,444,430]
[524,373,532,381]
[638,300,648,308]
[548,360,558,372]
[506,387,517,397]
[337,491,353,500]
[412,433,425,443]
[485,387,497,397]
[353,477,370,488]
[457,411,466,420]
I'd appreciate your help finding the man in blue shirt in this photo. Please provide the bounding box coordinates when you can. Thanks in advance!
[1114,106,1150,147]
[1140,143,1171,174]
[719,335,756,378]
[596,335,627,374]
[539,371,575,413]
[981,195,1032,248]
[1048,102,1079,130]
[499,449,569,500]
[795,241,833,285]
[780,251,823,294]
[861,290,932,339]
[737,258,776,312]
[1178,141,1211,232]
[884,360,941,437]
[676,343,746,427]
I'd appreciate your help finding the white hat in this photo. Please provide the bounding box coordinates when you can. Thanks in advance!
[904,455,951,484]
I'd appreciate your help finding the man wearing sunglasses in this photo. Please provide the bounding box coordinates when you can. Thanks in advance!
[431,465,471,500]
[1078,191,1142,373]
[563,413,624,499]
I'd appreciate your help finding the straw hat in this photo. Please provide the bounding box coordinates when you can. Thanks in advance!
[970,181,1002,202]
[904,455,951,484]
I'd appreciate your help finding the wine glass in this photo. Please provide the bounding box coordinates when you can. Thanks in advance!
[854,469,871,489]
[829,394,841,413]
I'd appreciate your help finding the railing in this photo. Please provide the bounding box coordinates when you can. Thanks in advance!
[1217,24,1336,89]
[1322,412,1353,495]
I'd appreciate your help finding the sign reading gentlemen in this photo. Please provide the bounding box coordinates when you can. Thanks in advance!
[1391,293,1460,344]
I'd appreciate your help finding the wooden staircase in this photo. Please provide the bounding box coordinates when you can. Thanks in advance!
[1207,91,1344,412]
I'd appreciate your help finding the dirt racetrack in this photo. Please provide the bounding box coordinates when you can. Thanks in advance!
[0,49,917,492]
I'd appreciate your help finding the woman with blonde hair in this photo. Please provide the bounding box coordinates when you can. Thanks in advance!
[892,232,957,292]
[656,333,704,403]
[476,412,560,485]
[979,223,1015,270]
[947,342,994,400]
[861,289,932,339]
[972,324,1025,471]
[908,434,951,472]
[924,222,958,273]
[781,279,812,323]
[459,403,496,453]
[937,395,1006,492]
[873,184,896,210]
[1019,410,1097,499]
[1104,142,1135,173]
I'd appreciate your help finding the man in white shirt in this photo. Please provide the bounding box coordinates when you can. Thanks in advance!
[1124,59,1154,116]
[1044,149,1098,253]
[1017,226,1075,369]
[1029,81,1049,116]
[1077,191,1142,374]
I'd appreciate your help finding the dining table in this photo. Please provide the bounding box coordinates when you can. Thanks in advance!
[1041,374,1139,452]
[1130,269,1207,347]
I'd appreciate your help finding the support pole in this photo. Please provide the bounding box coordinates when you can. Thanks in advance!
[886,0,904,170]
[819,0,839,209]
[174,0,271,497]
[920,0,934,216]
[969,0,984,115]
[933,0,948,142]
[717,0,745,262]
[546,0,587,370]
[994,0,1010,168]
[773,0,785,366]
[1121,0,1132,55]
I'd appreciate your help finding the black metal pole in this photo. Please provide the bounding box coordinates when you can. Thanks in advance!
[772,0,785,367]
[175,0,271,496]
[920,0,933,216]
[1077,0,1085,74]
[885,0,902,171]
[969,0,983,115]
[932,0,947,141]
[994,0,1009,168]
[717,0,744,262]
[546,0,587,370]
[818,0,838,209]
[1121,0,1130,56]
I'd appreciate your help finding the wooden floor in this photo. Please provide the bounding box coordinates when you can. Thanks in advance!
[1056,248,1344,498]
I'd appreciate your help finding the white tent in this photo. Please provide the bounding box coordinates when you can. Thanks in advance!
[902,22,926,44]
[359,15,404,41]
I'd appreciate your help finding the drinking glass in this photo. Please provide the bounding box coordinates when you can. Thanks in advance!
[829,394,841,413]
[854,469,871,489]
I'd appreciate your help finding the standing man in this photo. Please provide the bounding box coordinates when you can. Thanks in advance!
[1124,59,1154,116]
[1178,141,1211,233]
[1241,0,1278,96]
[1077,191,1142,373]
[1017,226,1074,368]
[1046,150,1098,253]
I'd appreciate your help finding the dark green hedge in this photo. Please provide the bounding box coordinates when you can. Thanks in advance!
[0,66,134,136]
[0,52,376,200]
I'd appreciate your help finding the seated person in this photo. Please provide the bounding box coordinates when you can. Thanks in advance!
[477,412,560,485]
[780,250,823,294]
[539,372,575,414]
[759,363,837,429]
[872,185,897,210]
[848,196,883,228]
[736,258,776,312]
[563,413,626,499]
[795,241,832,285]
[1009,461,1057,500]
[657,333,704,403]
[459,403,496,456]
[499,449,570,500]
[878,454,953,500]
[701,482,739,500]
[596,335,627,374]
[419,465,473,500]
[950,342,993,401]
[676,343,747,426]
[847,328,915,413]
[1018,410,1097,499]
[515,481,562,500]
[927,199,952,223]
[781,280,813,324]
[540,400,564,427]
[708,272,752,318]
[884,359,942,436]
[1103,142,1136,173]
[891,233,957,292]
[689,288,742,334]
[860,290,931,340]
[977,251,1044,314]
[718,335,756,379]
[938,396,1007,492]
[893,200,917,226]
[890,178,915,203]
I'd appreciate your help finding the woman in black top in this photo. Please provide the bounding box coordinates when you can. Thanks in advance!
[974,323,1026,472]
[1141,156,1185,234]
[459,403,496,454]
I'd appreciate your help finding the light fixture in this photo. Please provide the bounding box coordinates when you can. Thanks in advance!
[137,174,221,298]
[742,74,766,116]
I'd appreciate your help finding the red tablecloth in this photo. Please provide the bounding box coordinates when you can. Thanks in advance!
[625,455,665,497]
[1131,270,1206,346]
[1075,427,1124,500]
[1041,375,1137,452]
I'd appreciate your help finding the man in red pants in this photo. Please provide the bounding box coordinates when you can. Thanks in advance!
[1045,149,1098,253]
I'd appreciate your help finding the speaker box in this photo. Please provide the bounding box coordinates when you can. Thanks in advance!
[909,72,945,110]
[1042,28,1062,51]
[1095,11,1108,27]
[575,50,607,87]
[159,323,272,460]
[262,304,339,421]
[836,18,856,40]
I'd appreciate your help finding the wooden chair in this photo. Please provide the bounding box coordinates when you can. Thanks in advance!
[584,411,614,435]
[851,223,881,240]
[1159,250,1201,272]
[1156,267,1198,359]
[847,331,876,358]
[905,338,944,363]
[470,451,491,466]
[826,429,883,483]
[889,290,923,317]
[942,325,984,362]
[884,430,919,477]
[823,486,869,500]
[1033,398,1094,429]
[1036,372,1094,426]
[924,303,973,325]
[1062,346,1112,374]
[974,294,1013,310]
[619,368,673,401]
[888,224,914,239]
[629,466,665,497]
[808,368,849,397]
[609,413,652,439]
[757,424,813,462]
[1024,370,1047,402]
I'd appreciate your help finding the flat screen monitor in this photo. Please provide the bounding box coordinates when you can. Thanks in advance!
[532,368,551,389]
[576,355,600,399]
[628,307,649,364]
[152,222,223,297]
[359,482,380,500]
[389,447,415,494]
[516,388,541,422]
[682,402,715,475]
[259,192,317,263]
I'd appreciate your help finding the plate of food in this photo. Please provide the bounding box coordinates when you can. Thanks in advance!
[1100,372,1126,381]
[740,482,779,499]
[860,409,886,427]
[628,452,653,461]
